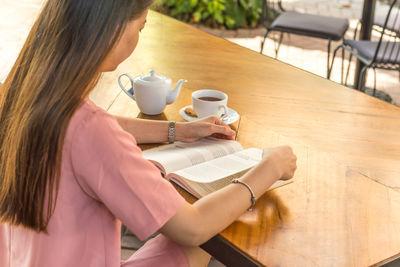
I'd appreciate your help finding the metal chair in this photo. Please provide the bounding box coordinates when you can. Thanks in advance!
[259,0,349,77]
[374,2,400,37]
[329,0,400,95]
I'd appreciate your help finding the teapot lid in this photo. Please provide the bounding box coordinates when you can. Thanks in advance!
[142,70,167,82]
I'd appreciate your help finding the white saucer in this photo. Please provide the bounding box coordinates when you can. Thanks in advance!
[179,105,240,124]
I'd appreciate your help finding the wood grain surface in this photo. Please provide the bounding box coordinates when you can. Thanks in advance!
[91,11,400,266]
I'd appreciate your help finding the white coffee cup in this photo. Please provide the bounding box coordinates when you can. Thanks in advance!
[192,89,228,119]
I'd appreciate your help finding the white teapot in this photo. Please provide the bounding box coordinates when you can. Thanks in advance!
[118,70,187,115]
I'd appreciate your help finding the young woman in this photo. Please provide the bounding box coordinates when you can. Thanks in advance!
[0,0,297,266]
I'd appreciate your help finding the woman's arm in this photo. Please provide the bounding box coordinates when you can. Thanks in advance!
[116,117,173,143]
[159,146,297,247]
[115,116,235,144]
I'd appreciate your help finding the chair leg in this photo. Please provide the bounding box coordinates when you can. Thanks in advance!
[326,39,331,78]
[372,67,377,96]
[260,29,270,54]
[341,44,345,84]
[275,32,284,58]
[328,44,342,80]
[353,21,361,40]
[358,65,369,92]
[344,52,353,86]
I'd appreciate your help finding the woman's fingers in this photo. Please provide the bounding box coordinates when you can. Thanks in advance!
[264,146,297,180]
[185,116,235,141]
[211,133,232,140]
[210,123,235,138]
[206,116,235,137]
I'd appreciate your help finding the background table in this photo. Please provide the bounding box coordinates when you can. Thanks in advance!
[92,11,400,266]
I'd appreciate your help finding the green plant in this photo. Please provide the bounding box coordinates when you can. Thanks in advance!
[153,0,263,29]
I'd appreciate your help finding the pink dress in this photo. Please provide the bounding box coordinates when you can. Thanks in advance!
[0,99,189,267]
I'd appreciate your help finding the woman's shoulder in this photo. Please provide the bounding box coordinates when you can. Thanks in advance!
[71,98,113,127]
[74,98,110,121]
[65,98,121,145]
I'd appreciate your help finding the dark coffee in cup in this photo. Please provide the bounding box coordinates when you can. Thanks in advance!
[198,97,222,101]
[192,89,228,119]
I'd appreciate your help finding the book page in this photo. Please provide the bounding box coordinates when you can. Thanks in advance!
[172,168,251,198]
[172,148,262,183]
[142,138,243,174]
[171,161,292,198]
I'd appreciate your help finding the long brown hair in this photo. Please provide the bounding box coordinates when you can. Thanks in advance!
[0,0,153,232]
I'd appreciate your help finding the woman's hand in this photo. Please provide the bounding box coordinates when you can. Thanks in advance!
[262,146,297,180]
[176,116,236,142]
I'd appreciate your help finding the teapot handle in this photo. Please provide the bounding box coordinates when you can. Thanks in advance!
[118,73,136,101]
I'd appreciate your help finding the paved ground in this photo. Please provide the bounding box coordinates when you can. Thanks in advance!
[0,1,398,266]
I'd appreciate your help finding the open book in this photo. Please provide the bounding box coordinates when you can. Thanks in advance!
[142,138,292,199]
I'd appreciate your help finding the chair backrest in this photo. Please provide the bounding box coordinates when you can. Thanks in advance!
[372,0,400,67]
[260,0,285,27]
[374,1,400,36]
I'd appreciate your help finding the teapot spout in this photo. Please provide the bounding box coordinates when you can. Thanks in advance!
[166,79,187,104]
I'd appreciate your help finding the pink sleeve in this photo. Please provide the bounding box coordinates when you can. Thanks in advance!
[70,111,185,240]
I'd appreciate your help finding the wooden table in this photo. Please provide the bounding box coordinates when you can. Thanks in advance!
[91,11,400,267]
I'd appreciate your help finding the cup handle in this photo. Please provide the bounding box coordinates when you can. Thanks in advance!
[219,105,229,120]
[118,73,136,101]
